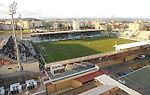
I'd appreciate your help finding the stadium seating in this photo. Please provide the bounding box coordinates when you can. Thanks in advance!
[0,36,36,63]
[31,30,118,43]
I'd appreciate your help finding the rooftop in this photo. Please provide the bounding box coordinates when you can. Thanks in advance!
[114,41,150,50]
[95,74,141,95]
[30,29,102,36]
[74,70,105,83]
[0,87,5,94]
[119,65,150,95]
[46,63,96,82]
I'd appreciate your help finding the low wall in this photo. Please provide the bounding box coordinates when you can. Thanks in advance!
[0,62,39,75]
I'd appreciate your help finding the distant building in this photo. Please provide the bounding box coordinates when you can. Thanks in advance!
[128,23,140,32]
[136,31,150,40]
[0,18,44,31]
[53,23,58,30]
[72,20,80,30]
[17,18,44,30]
[0,24,13,31]
[93,21,100,29]
[99,23,107,31]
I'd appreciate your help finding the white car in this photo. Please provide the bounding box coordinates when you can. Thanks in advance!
[139,55,145,59]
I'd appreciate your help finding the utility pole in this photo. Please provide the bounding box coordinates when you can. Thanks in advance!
[9,2,23,71]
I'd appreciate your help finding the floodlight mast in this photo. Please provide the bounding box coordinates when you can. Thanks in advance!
[18,14,23,40]
[9,2,23,71]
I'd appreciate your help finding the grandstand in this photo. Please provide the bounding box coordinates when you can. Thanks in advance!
[30,29,118,43]
[0,36,39,74]
[0,36,37,62]
[0,36,16,60]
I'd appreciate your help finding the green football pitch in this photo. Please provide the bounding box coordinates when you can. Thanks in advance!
[35,37,134,63]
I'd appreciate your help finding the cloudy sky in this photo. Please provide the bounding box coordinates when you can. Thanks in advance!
[0,0,150,19]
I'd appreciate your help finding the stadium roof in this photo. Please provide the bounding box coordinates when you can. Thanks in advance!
[114,41,150,51]
[30,29,102,36]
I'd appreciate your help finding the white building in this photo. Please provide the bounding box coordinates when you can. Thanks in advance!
[114,41,150,51]
[17,18,43,30]
[93,21,100,29]
[26,79,37,90]
[128,23,140,32]
[50,63,65,75]
[53,23,58,30]
[72,20,80,30]
[10,83,22,94]
[0,87,5,95]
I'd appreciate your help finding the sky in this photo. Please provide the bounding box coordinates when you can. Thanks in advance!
[0,0,150,19]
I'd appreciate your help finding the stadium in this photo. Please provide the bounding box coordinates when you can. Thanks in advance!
[31,29,134,64]
[1,29,150,95]
[31,29,150,95]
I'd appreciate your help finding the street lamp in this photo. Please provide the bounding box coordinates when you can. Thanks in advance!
[9,2,23,71]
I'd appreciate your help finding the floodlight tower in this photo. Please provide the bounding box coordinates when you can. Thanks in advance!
[18,14,23,40]
[9,2,23,71]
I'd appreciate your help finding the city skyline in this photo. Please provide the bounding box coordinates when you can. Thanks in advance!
[0,0,150,19]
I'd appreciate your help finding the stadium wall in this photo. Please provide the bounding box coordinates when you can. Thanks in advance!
[71,80,82,88]
[46,80,71,93]
[97,59,123,67]
[46,84,56,93]
[46,79,82,94]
